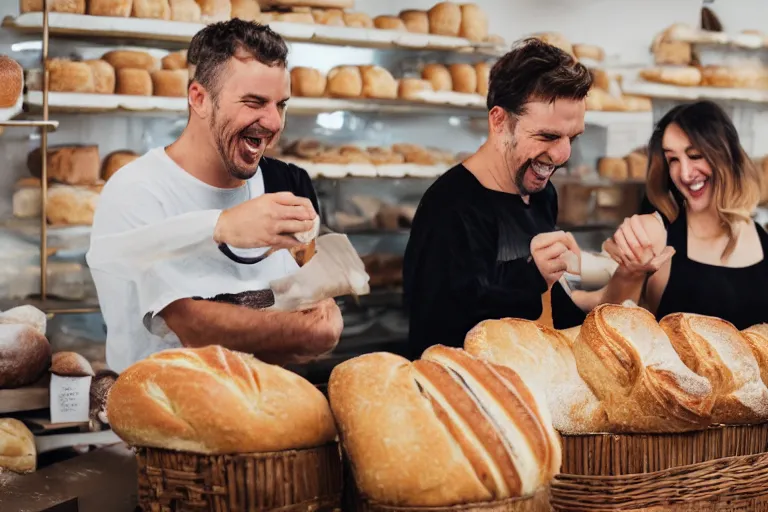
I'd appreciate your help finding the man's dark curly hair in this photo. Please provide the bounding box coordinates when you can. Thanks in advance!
[187,19,289,99]
[487,38,592,116]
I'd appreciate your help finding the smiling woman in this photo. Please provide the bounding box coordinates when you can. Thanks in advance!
[591,100,768,330]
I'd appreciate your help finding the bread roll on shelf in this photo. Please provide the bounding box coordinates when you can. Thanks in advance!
[47,185,102,226]
[28,145,101,185]
[701,65,768,90]
[170,0,202,21]
[660,313,768,424]
[360,65,397,99]
[653,41,692,66]
[399,9,428,34]
[397,78,433,100]
[311,8,343,25]
[21,0,85,13]
[427,2,461,37]
[742,324,768,387]
[103,150,140,180]
[85,59,116,94]
[290,67,326,97]
[458,3,487,42]
[51,351,94,377]
[231,0,260,21]
[102,50,159,72]
[475,61,489,97]
[151,69,188,97]
[132,0,171,19]
[373,15,406,31]
[0,419,36,474]
[0,324,51,389]
[342,11,373,28]
[277,11,315,24]
[640,66,702,87]
[195,0,232,22]
[465,318,608,433]
[116,68,153,96]
[573,44,604,62]
[625,151,648,180]
[326,65,362,98]
[107,345,337,454]
[422,63,452,92]
[47,59,95,94]
[591,69,611,92]
[598,157,629,181]
[161,50,188,71]
[328,347,560,507]
[0,55,24,110]
[532,32,574,57]
[449,63,477,94]
[88,0,132,16]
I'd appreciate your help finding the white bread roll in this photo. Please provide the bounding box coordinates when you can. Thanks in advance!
[132,0,171,19]
[661,313,768,424]
[290,67,326,98]
[51,351,94,377]
[85,59,116,94]
[0,305,46,335]
[21,0,85,13]
[107,345,337,454]
[0,55,23,109]
[427,2,461,37]
[466,318,607,433]
[326,66,362,98]
[0,419,36,474]
[0,324,51,389]
[102,50,159,72]
[359,65,397,99]
[573,304,715,432]
[329,347,560,507]
[170,0,202,21]
[458,3,488,42]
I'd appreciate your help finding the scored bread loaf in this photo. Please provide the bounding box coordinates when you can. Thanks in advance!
[0,56,23,109]
[21,0,85,13]
[290,67,326,98]
[107,345,337,454]
[328,347,560,507]
[88,0,132,16]
[359,65,397,99]
[573,304,715,432]
[132,0,171,19]
[85,59,116,94]
[170,0,202,21]
[0,324,51,389]
[47,59,95,94]
[28,145,101,185]
[465,318,608,433]
[427,2,461,37]
[0,419,36,474]
[660,313,768,424]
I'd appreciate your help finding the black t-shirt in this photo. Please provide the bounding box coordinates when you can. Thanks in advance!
[402,164,586,360]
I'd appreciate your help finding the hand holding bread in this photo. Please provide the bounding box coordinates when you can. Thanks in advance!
[604,213,675,274]
[213,192,317,250]
[530,230,581,287]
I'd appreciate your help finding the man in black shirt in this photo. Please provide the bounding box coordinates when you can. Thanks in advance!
[403,38,593,359]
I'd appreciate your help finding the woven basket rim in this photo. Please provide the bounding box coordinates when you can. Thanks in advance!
[559,421,768,438]
[133,441,338,458]
[361,488,547,511]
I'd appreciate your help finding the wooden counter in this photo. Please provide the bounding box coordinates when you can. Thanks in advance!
[0,443,137,512]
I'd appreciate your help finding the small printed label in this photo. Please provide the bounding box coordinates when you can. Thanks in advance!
[49,374,92,424]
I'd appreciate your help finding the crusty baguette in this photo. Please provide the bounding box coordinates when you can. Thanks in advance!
[661,313,768,424]
[107,345,337,454]
[573,304,715,432]
[465,318,608,433]
[742,324,768,387]
[328,347,560,507]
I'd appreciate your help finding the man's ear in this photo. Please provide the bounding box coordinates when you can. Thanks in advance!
[188,82,210,119]
[488,106,514,135]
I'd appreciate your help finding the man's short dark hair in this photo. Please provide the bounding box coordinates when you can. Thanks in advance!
[487,38,592,115]
[187,19,289,98]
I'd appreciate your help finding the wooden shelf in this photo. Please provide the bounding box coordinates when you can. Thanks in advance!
[0,382,49,414]
[0,119,59,131]
[3,12,503,54]
[0,297,100,315]
[623,79,768,104]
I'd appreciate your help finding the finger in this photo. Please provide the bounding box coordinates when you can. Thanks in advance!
[272,192,316,213]
[547,256,569,276]
[270,235,302,250]
[531,230,566,251]
[561,232,580,256]
[277,204,316,221]
[539,241,568,261]
[602,240,623,264]
[277,219,316,234]
[621,221,647,262]
[613,231,635,266]
[649,246,676,269]
[629,215,652,248]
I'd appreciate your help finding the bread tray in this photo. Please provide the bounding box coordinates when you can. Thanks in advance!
[551,423,768,511]
[136,442,342,511]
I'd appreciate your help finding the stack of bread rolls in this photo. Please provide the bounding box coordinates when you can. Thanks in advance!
[586,68,652,112]
[329,345,560,508]
[0,55,24,121]
[16,146,139,226]
[39,49,188,98]
[597,147,649,181]
[465,302,768,434]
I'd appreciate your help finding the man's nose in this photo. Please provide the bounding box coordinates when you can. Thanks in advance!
[549,138,572,166]
[261,104,284,132]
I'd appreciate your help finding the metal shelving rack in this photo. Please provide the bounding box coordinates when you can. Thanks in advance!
[1,0,100,316]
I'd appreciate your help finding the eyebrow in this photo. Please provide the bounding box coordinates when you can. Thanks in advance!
[241,94,290,104]
[662,146,694,153]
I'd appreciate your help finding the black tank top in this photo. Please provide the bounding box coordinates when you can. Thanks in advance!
[655,211,768,329]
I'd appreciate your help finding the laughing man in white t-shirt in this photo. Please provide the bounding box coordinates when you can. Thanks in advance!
[86,20,342,373]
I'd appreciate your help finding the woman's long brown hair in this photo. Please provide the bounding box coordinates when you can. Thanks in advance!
[646,101,761,261]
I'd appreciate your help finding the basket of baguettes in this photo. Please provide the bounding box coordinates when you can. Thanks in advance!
[464,302,768,511]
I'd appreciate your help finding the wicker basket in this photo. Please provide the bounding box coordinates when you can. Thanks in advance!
[136,443,342,511]
[341,455,550,512]
[552,424,768,511]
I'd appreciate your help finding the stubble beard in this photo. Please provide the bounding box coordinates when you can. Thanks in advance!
[500,133,535,196]
[209,103,259,181]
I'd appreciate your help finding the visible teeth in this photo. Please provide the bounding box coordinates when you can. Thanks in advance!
[690,181,704,191]
[531,161,555,178]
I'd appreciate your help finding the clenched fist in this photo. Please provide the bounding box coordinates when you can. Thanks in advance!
[530,231,581,287]
[603,213,674,275]
[213,192,317,249]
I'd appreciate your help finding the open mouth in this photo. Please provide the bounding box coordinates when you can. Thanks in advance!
[685,178,708,198]
[239,133,268,162]
[530,160,556,179]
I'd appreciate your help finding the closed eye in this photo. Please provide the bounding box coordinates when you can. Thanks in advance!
[537,133,560,142]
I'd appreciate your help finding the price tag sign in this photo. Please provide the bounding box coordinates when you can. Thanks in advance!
[49,374,92,424]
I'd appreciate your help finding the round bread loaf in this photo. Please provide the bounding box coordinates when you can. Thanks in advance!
[132,0,171,19]
[398,78,433,100]
[107,345,337,454]
[151,69,188,97]
[326,66,362,98]
[0,419,36,474]
[231,0,260,21]
[101,50,159,72]
[85,59,116,94]
[360,65,397,99]
[449,63,477,93]
[399,10,428,33]
[116,69,153,96]
[290,67,326,98]
[161,50,187,71]
[0,306,46,335]
[427,2,461,37]
[342,11,372,28]
[102,150,139,181]
[169,0,202,22]
[422,63,452,92]
[459,3,488,42]
[51,351,94,377]
[373,15,406,31]
[0,324,51,389]
[47,59,95,94]
[0,56,23,109]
